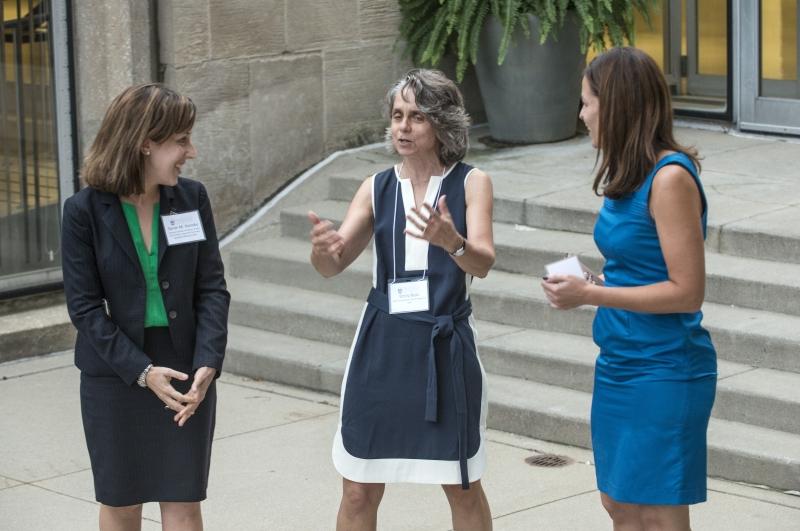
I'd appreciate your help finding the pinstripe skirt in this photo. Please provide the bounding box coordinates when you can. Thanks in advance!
[80,327,216,506]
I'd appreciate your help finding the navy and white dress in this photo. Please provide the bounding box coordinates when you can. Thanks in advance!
[332,162,488,488]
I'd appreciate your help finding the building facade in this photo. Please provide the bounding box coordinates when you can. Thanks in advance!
[0,0,798,296]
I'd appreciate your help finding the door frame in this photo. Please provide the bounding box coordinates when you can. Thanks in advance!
[737,0,800,135]
[665,0,734,121]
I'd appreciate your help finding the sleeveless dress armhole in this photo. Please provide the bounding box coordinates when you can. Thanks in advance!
[642,153,708,237]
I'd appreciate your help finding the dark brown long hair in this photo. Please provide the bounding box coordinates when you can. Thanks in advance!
[82,83,196,195]
[586,47,700,199]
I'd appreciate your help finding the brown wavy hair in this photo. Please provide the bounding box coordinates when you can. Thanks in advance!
[82,83,196,195]
[586,47,700,199]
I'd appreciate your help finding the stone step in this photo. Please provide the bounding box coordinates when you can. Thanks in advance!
[228,236,800,374]
[282,199,800,317]
[474,270,800,374]
[489,374,800,493]
[222,324,800,492]
[0,304,75,364]
[226,324,345,395]
[328,175,800,266]
[226,278,800,435]
[480,329,800,436]
[493,224,800,319]
[328,174,601,237]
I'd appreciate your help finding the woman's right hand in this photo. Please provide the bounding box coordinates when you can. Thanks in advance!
[145,366,197,412]
[307,177,374,278]
[308,211,344,258]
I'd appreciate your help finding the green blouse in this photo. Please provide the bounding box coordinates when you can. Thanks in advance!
[121,202,169,327]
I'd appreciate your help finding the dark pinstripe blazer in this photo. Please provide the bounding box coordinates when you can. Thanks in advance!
[61,177,230,385]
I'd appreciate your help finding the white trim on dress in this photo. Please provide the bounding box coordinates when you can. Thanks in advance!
[332,312,488,485]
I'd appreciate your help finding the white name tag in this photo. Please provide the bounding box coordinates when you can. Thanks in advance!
[161,211,207,246]
[388,279,430,314]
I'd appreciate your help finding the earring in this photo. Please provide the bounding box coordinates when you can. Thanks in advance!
[144,150,150,156]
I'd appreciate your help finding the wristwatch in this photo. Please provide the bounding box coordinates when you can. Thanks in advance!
[449,237,466,257]
[137,364,153,388]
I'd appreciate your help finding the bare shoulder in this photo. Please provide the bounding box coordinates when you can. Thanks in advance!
[651,163,698,198]
[353,174,373,195]
[358,173,373,188]
[650,163,702,219]
[465,167,492,185]
[349,174,374,211]
[465,167,493,196]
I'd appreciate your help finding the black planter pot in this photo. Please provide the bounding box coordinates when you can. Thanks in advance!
[475,14,586,144]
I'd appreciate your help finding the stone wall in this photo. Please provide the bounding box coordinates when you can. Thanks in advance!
[158,0,410,233]
[72,1,157,158]
[73,1,485,234]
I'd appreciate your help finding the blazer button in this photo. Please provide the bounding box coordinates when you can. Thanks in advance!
[161,280,170,289]
[168,310,177,319]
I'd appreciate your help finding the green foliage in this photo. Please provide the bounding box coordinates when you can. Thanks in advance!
[398,0,656,82]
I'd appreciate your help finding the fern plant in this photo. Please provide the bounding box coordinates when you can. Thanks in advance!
[398,0,656,82]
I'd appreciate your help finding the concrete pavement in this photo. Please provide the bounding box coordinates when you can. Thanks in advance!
[2,351,799,530]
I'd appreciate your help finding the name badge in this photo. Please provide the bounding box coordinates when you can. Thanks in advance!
[161,210,206,246]
[388,278,430,314]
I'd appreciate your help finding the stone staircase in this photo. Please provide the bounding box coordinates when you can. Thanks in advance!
[0,292,74,364]
[224,140,800,493]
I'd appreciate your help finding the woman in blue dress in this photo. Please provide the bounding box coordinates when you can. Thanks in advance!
[307,69,495,531]
[542,47,717,530]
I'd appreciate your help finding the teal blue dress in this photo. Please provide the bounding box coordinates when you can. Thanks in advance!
[591,152,717,505]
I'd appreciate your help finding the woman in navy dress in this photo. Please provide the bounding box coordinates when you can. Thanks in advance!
[308,69,495,531]
[542,48,717,530]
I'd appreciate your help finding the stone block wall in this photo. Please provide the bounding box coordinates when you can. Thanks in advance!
[158,0,415,233]
[72,1,157,158]
[73,1,485,234]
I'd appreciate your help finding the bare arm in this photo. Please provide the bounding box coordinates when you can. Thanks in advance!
[309,176,374,278]
[452,169,495,278]
[543,164,705,313]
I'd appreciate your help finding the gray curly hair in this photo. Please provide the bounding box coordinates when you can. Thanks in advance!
[384,69,471,166]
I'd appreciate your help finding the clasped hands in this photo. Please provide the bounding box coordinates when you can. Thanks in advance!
[145,365,216,427]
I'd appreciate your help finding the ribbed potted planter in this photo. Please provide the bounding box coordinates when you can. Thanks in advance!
[399,0,655,144]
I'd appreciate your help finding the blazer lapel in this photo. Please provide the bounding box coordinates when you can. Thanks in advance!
[158,184,176,267]
[100,192,139,268]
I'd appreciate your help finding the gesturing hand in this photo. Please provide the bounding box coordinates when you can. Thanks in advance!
[308,211,344,257]
[174,366,217,427]
[145,366,197,412]
[405,195,462,253]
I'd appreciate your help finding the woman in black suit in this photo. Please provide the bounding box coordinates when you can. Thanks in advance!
[61,83,230,531]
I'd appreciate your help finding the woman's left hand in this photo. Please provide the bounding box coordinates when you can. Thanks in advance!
[174,366,217,427]
[406,195,463,254]
[541,275,593,310]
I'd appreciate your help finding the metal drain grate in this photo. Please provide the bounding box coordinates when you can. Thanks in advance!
[525,454,573,468]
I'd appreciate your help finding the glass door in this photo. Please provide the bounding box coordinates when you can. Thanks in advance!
[0,0,74,295]
[685,0,729,107]
[632,0,731,116]
[739,1,800,135]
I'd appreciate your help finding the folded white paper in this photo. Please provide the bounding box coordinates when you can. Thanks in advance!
[544,255,584,278]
